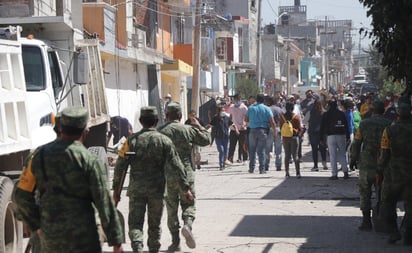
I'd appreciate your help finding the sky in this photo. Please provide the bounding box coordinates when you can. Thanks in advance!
[261,0,372,50]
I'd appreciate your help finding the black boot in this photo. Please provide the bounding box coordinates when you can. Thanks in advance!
[358,211,372,231]
[131,241,143,253]
[167,232,181,251]
[296,164,301,179]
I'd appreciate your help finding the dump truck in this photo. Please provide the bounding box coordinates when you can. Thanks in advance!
[0,25,111,253]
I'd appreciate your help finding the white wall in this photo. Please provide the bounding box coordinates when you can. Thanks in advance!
[104,60,149,132]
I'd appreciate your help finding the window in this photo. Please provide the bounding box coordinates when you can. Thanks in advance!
[22,45,45,91]
[48,51,63,98]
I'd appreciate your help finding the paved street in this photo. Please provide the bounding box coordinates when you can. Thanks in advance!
[104,139,409,253]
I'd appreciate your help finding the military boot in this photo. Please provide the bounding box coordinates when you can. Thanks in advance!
[167,232,181,252]
[181,225,196,249]
[358,211,372,231]
[131,241,144,253]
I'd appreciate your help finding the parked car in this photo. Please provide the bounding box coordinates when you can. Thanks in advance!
[360,83,378,95]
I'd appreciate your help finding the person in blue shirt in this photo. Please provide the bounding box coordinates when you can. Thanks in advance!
[245,94,277,174]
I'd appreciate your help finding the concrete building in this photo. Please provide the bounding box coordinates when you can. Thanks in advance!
[275,0,353,92]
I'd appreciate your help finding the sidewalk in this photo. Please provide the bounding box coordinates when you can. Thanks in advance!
[104,139,408,253]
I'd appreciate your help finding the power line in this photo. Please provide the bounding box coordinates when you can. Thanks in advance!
[265,0,278,17]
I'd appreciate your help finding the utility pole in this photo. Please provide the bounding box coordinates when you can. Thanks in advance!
[325,16,329,91]
[191,0,201,113]
[256,0,263,89]
[286,42,291,95]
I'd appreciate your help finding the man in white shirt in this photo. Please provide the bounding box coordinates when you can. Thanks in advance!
[227,94,249,163]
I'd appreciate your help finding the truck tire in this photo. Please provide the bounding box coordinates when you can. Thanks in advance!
[0,176,23,253]
[88,146,110,182]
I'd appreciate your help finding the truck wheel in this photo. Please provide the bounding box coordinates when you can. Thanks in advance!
[88,146,110,182]
[0,176,23,253]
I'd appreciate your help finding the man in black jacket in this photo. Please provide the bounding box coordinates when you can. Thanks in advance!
[320,99,350,180]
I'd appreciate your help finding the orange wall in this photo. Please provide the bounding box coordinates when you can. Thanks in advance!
[174,44,193,66]
[83,2,126,47]
[110,0,127,48]
[83,5,105,41]
[157,3,173,57]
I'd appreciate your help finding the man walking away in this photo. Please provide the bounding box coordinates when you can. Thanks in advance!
[350,100,390,231]
[264,96,284,171]
[113,106,193,253]
[14,107,124,253]
[158,102,211,251]
[245,94,277,174]
[378,97,412,245]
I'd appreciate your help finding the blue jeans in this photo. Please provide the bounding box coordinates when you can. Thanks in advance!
[248,128,268,172]
[274,130,282,169]
[265,129,282,170]
[327,134,348,176]
[215,137,229,168]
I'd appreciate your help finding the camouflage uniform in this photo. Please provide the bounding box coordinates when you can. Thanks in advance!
[113,106,190,253]
[378,106,412,244]
[158,102,211,249]
[351,110,390,230]
[14,107,123,253]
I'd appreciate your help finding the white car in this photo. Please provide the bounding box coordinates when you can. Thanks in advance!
[352,74,368,84]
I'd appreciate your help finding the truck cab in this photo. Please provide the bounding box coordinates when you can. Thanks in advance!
[0,26,110,253]
[21,36,62,146]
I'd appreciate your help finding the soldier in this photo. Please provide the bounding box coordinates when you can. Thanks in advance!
[350,100,391,231]
[14,106,123,253]
[378,97,412,245]
[158,102,211,251]
[112,106,193,253]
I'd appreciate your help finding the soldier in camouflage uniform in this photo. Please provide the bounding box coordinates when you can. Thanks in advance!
[378,97,412,245]
[113,106,193,253]
[158,102,211,251]
[14,107,123,253]
[350,100,391,231]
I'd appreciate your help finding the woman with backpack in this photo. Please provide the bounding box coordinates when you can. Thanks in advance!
[280,101,302,178]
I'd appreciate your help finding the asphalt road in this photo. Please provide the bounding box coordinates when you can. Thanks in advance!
[104,139,409,253]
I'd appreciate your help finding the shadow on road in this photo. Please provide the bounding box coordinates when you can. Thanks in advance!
[229,214,409,252]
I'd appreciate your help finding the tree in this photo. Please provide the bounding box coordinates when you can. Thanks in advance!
[380,79,405,97]
[235,78,260,100]
[359,0,412,95]
[364,45,387,89]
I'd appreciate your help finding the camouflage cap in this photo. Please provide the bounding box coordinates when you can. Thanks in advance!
[166,102,182,115]
[60,107,88,129]
[140,106,158,118]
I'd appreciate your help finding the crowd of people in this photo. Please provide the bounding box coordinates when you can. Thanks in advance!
[207,88,412,246]
[12,87,412,252]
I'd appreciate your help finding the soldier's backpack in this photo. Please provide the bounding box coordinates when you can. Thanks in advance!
[281,114,296,137]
